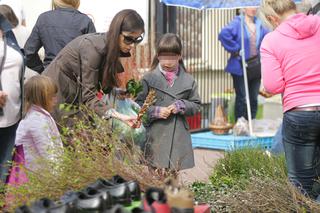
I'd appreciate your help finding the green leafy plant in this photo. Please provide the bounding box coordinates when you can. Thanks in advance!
[209,148,287,188]
[190,149,320,212]
[126,79,143,98]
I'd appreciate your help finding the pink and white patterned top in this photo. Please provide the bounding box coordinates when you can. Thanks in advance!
[15,105,63,170]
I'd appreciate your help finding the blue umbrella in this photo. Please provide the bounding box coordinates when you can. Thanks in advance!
[160,0,301,9]
[160,0,301,135]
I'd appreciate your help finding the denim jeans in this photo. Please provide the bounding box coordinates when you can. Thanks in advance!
[231,74,261,120]
[271,123,284,155]
[283,111,320,199]
[0,122,18,182]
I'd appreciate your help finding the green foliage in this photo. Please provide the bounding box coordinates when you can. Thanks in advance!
[126,79,143,98]
[190,149,320,212]
[0,183,6,207]
[190,181,216,204]
[2,106,163,211]
[59,103,72,112]
[190,149,287,209]
[209,148,287,188]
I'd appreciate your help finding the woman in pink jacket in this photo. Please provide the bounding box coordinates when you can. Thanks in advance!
[260,0,320,199]
[15,75,63,171]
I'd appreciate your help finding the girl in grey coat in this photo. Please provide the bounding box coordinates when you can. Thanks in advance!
[136,33,201,171]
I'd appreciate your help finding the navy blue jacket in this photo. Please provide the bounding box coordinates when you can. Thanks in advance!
[218,15,269,76]
[24,7,96,73]
[0,14,25,117]
[0,15,21,53]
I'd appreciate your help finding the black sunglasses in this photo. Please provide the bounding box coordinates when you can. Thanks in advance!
[122,34,143,45]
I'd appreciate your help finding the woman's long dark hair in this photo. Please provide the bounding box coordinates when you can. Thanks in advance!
[0,5,19,27]
[102,9,144,88]
[151,33,186,71]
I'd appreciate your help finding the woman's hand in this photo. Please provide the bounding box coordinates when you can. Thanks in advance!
[0,91,7,108]
[121,115,140,128]
[113,111,141,128]
[259,88,274,98]
[131,120,142,129]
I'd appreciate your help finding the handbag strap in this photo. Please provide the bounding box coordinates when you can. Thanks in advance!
[307,2,320,15]
[0,34,7,90]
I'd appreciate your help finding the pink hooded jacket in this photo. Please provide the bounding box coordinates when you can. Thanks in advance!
[260,13,320,112]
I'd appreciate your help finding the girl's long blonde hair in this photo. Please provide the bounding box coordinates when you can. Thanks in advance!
[259,0,297,29]
[24,75,57,115]
[53,0,80,9]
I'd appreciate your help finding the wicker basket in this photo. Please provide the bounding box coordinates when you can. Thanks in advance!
[210,123,233,135]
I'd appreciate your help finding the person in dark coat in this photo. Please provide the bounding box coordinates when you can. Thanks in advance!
[0,14,24,182]
[43,9,144,128]
[24,0,96,73]
[136,33,201,172]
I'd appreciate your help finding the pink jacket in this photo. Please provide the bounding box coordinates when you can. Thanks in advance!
[260,13,320,112]
[15,105,63,170]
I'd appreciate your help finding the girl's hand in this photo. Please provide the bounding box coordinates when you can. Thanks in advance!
[0,91,7,108]
[168,104,178,114]
[159,107,172,119]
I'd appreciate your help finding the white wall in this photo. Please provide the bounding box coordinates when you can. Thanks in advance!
[23,0,51,31]
[23,0,148,36]
[79,0,148,34]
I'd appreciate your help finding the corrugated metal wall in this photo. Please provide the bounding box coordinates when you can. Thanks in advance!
[175,7,237,129]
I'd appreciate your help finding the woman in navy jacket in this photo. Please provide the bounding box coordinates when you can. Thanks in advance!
[24,0,96,73]
[219,8,269,121]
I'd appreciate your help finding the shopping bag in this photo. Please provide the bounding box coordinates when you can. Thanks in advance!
[104,89,146,149]
[246,55,261,81]
[7,145,28,186]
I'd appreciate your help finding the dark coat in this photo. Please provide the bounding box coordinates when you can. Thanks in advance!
[25,7,96,73]
[135,66,201,170]
[0,14,24,119]
[43,33,113,121]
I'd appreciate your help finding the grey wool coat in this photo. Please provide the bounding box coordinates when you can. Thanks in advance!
[136,66,201,170]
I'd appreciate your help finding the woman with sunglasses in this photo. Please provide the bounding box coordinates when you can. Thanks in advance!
[43,9,144,127]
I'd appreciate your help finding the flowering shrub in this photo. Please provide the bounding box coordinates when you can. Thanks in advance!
[1,106,164,211]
